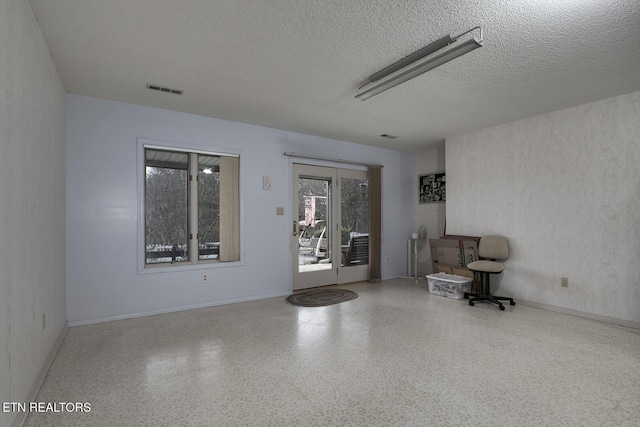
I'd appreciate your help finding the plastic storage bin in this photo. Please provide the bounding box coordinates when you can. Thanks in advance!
[426,273,472,300]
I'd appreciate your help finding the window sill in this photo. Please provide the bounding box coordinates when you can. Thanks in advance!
[138,259,244,275]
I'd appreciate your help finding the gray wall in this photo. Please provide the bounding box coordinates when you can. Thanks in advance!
[0,1,67,426]
[446,91,640,324]
[66,94,414,325]
[414,144,446,275]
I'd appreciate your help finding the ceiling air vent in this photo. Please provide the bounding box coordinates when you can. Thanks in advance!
[147,84,183,95]
[379,134,398,139]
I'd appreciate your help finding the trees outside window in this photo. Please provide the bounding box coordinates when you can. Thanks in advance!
[144,148,238,265]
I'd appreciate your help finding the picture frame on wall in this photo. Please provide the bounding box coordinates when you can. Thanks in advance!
[419,171,445,203]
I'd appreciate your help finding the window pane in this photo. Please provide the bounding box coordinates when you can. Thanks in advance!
[145,149,189,264]
[341,178,368,267]
[297,177,331,271]
[198,154,220,260]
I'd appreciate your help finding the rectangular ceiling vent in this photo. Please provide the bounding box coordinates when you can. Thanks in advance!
[379,134,398,139]
[147,84,183,95]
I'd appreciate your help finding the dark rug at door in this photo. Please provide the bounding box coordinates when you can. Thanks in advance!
[285,289,358,307]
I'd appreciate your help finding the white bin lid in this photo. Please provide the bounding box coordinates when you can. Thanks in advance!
[426,272,472,284]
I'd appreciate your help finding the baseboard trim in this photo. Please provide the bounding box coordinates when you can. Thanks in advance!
[517,299,640,330]
[68,291,291,327]
[12,322,69,427]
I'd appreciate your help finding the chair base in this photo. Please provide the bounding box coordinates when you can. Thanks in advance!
[463,292,516,311]
[465,270,515,311]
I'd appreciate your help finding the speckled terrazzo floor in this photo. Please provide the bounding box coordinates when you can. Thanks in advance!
[25,279,640,427]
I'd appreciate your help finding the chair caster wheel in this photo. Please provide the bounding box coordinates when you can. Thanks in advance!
[469,301,475,306]
[510,300,516,306]
[499,305,505,311]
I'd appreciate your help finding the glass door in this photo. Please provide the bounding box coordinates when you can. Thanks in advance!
[337,168,369,284]
[292,164,337,290]
[292,164,369,290]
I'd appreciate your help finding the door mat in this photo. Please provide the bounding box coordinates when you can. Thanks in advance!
[285,289,358,307]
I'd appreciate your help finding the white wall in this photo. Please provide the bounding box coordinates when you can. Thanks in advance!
[414,144,446,275]
[0,1,67,426]
[66,94,413,325]
[446,90,640,324]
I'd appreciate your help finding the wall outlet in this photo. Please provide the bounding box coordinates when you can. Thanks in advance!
[561,277,569,287]
[202,274,208,283]
[386,257,390,262]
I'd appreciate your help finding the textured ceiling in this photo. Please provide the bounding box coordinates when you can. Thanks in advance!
[29,0,640,152]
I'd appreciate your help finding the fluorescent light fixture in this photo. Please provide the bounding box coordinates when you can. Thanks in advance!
[366,35,455,83]
[356,28,483,101]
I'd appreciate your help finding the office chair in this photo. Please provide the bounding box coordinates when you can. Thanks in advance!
[464,236,515,311]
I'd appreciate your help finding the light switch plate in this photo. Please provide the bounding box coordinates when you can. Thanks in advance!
[263,176,272,190]
[276,207,284,215]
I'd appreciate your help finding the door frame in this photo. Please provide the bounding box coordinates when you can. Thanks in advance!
[291,163,369,290]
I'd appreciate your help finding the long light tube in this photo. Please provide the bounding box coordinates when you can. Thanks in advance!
[356,36,483,101]
[366,35,455,83]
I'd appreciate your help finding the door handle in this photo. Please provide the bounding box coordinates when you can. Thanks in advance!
[292,220,298,236]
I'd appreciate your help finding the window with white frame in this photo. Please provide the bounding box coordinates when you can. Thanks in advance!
[144,147,240,266]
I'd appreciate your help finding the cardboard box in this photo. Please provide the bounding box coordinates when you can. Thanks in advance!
[429,235,480,271]
[437,265,453,274]
[426,273,473,300]
[437,265,477,293]
[437,245,464,267]
[430,235,481,292]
